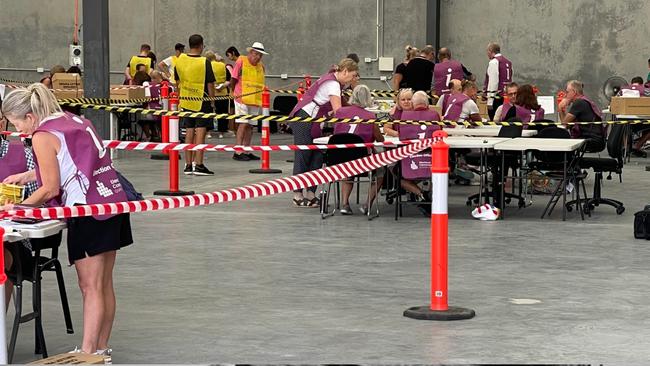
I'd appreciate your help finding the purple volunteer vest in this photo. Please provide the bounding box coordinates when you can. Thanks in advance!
[333,105,376,142]
[399,109,441,132]
[620,84,646,96]
[0,140,28,181]
[570,95,604,138]
[433,59,464,95]
[148,83,161,109]
[398,109,439,180]
[290,72,340,138]
[503,104,545,127]
[483,55,513,94]
[34,113,127,220]
[443,93,471,121]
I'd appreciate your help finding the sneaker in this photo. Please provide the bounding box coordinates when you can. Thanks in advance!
[472,204,500,221]
[69,346,84,354]
[95,348,112,364]
[359,204,368,215]
[183,164,193,175]
[246,153,261,160]
[218,133,224,138]
[193,164,214,176]
[233,153,251,161]
[340,204,353,215]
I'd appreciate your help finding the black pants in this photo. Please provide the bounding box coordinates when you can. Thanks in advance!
[290,110,323,193]
[214,99,230,132]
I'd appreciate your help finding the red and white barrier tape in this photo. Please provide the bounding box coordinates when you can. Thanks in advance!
[2,131,416,151]
[102,139,415,152]
[0,138,436,220]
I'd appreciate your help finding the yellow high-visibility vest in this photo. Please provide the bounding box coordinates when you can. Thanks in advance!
[210,61,228,96]
[175,54,207,111]
[239,56,264,106]
[128,55,152,78]
[169,55,178,83]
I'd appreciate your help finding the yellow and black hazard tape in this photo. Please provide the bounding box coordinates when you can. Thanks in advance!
[56,89,264,105]
[269,89,398,98]
[56,101,650,127]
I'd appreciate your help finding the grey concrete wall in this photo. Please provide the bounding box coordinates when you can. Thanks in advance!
[440,0,650,105]
[0,0,426,89]
[4,0,649,105]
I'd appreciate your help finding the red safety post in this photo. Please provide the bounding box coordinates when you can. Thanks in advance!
[0,226,7,364]
[304,75,312,90]
[404,131,475,321]
[297,82,304,101]
[154,92,194,196]
[151,81,170,161]
[250,87,282,174]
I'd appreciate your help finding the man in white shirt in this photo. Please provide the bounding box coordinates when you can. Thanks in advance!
[484,43,513,120]
[158,43,185,83]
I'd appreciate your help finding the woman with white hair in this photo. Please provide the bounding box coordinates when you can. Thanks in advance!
[333,85,384,215]
[1,83,133,356]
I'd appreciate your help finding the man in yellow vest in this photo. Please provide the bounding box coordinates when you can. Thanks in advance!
[174,34,216,176]
[230,41,268,161]
[124,44,154,85]
[158,43,185,84]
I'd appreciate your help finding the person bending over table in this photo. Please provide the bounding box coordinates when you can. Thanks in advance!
[332,85,384,215]
[1,83,133,357]
[288,58,359,207]
[558,80,605,152]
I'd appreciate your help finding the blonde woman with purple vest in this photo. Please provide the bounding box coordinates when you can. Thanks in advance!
[385,88,414,137]
[288,58,359,207]
[1,84,133,357]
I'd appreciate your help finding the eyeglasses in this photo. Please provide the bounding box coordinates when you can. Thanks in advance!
[507,92,517,97]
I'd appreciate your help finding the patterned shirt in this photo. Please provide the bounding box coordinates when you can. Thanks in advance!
[0,139,38,196]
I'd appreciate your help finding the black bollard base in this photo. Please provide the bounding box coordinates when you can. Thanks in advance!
[153,190,195,196]
[249,168,283,174]
[404,306,475,321]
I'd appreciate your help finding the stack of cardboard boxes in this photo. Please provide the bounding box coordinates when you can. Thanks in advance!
[51,73,83,99]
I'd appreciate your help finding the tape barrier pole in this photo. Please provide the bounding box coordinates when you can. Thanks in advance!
[0,227,7,364]
[404,130,476,321]
[1,139,435,221]
[154,92,194,196]
[151,81,170,161]
[250,87,282,174]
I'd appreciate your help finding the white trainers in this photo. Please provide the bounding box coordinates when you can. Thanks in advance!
[472,204,501,221]
[95,348,112,364]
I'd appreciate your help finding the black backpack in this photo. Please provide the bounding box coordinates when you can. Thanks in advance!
[634,205,650,240]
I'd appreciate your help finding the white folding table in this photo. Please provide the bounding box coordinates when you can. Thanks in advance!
[443,127,537,137]
[0,219,66,364]
[494,138,585,221]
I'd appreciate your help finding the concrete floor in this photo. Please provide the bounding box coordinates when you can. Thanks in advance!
[7,133,650,364]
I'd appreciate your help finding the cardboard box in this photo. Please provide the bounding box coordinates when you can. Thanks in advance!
[53,89,83,99]
[28,353,107,364]
[610,96,650,115]
[110,84,145,100]
[51,73,83,91]
[478,100,489,119]
[52,73,83,99]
